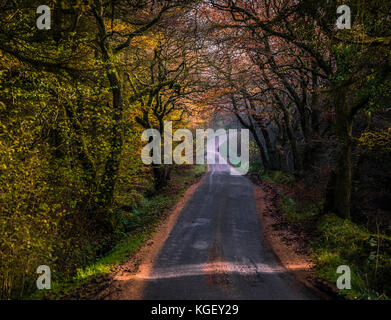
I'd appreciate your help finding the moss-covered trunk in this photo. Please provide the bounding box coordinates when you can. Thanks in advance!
[332,90,353,219]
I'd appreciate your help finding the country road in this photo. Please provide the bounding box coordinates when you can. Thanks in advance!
[141,166,316,299]
[107,135,319,300]
[4,1,390,302]
[140,134,318,300]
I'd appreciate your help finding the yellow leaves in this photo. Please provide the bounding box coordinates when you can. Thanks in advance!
[132,35,159,51]
[53,0,93,11]
[359,128,391,151]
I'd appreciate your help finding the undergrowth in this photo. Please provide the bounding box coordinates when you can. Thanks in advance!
[312,214,391,300]
[30,164,206,300]
[254,168,391,300]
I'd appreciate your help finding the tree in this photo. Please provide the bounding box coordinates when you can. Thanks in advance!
[209,0,391,219]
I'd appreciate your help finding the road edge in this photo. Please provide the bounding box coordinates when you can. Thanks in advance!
[253,183,336,300]
[100,173,207,300]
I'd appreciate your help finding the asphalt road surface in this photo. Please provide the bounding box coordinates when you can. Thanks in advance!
[142,137,318,300]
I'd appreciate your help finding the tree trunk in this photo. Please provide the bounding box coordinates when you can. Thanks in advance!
[152,165,170,191]
[326,89,353,219]
[252,127,271,168]
[260,126,281,170]
[234,114,271,169]
[275,98,302,172]
[94,13,125,208]
[98,69,124,207]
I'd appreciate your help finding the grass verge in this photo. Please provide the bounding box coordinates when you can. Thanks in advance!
[312,214,391,300]
[253,168,391,300]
